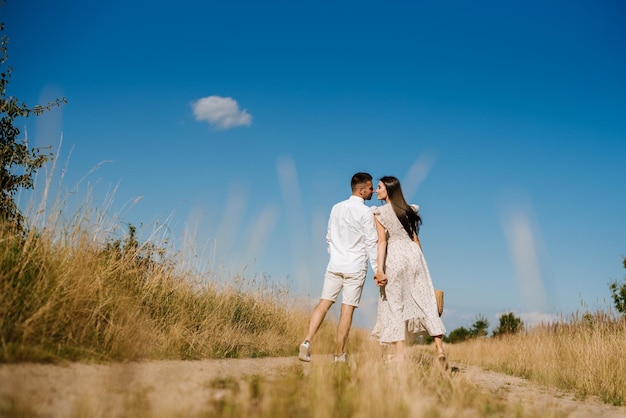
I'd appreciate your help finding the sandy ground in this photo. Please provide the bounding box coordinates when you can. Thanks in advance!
[458,364,626,418]
[1,357,625,417]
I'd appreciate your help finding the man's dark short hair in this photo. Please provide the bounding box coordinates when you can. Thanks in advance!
[351,172,373,191]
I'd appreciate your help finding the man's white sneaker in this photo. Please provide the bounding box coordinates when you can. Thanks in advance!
[298,341,311,362]
[333,353,347,363]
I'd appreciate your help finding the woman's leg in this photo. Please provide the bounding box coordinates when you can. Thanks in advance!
[396,340,406,360]
[433,335,448,369]
[433,335,445,355]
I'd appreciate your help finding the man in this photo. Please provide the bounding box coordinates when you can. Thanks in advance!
[298,172,380,363]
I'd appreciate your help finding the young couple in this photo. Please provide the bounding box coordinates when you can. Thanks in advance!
[298,172,447,364]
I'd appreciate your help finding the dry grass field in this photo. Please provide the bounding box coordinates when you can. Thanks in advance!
[450,312,626,408]
[2,198,625,417]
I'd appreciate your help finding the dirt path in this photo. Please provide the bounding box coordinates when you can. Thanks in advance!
[1,358,625,417]
[457,363,626,418]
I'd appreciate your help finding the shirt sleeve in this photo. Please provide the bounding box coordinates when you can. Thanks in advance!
[326,207,333,255]
[363,208,378,272]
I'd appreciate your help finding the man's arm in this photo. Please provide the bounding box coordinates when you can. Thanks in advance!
[363,210,378,273]
[326,206,335,255]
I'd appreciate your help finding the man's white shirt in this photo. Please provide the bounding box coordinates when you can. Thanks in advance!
[326,195,378,274]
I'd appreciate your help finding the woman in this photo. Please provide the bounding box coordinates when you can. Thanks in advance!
[371,176,447,364]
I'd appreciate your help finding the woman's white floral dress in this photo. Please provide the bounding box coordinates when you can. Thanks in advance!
[371,203,446,343]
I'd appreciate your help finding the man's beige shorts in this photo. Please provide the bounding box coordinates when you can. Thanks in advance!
[320,270,367,307]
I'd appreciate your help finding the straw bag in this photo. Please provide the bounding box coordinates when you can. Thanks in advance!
[435,290,444,317]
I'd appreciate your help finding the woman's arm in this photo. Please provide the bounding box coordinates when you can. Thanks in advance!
[375,217,388,286]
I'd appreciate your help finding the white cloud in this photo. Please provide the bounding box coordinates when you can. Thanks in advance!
[191,96,252,130]
[243,203,280,263]
[276,155,311,291]
[499,194,549,313]
[504,211,546,310]
[402,150,436,203]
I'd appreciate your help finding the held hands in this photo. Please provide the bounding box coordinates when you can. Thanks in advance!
[374,272,387,287]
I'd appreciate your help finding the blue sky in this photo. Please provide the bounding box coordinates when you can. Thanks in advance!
[4,0,625,333]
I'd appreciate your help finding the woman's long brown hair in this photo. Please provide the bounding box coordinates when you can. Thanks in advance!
[379,176,422,239]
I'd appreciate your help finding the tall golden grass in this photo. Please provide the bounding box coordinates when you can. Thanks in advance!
[0,198,334,362]
[450,311,626,406]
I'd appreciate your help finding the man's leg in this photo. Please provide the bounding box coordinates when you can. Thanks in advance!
[336,303,355,356]
[304,299,334,341]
